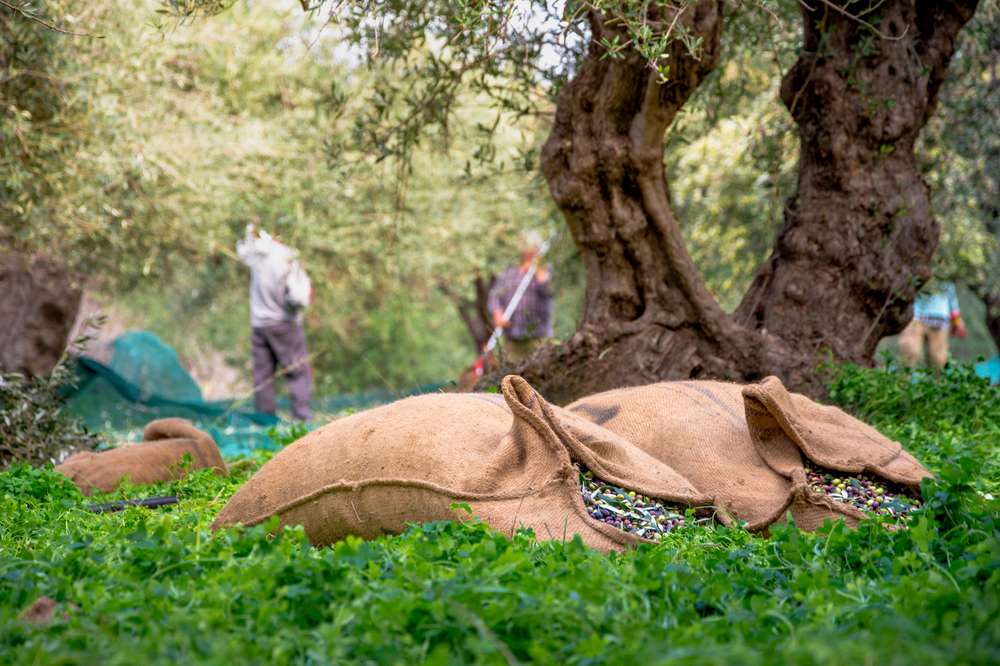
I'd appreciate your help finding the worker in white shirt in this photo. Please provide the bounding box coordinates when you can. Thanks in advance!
[236,218,313,421]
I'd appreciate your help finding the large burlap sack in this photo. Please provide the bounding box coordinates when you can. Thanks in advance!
[213,376,719,552]
[55,418,226,495]
[568,376,931,531]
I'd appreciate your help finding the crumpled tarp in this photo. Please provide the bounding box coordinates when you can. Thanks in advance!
[975,355,1000,386]
[62,331,447,457]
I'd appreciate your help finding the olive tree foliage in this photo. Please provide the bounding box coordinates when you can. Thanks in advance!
[1,0,97,257]
[187,1,783,168]
[1,0,237,283]
[2,0,555,285]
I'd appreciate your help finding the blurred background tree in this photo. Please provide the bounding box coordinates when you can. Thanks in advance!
[2,0,565,394]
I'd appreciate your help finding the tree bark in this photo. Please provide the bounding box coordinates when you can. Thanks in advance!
[0,253,83,376]
[506,0,979,404]
[439,273,495,352]
[736,0,980,369]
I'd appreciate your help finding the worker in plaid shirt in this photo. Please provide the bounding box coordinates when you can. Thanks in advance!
[487,231,554,363]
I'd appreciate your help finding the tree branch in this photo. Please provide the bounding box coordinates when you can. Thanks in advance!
[0,0,101,38]
[437,274,495,352]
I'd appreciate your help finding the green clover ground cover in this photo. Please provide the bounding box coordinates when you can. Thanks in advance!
[1,367,998,665]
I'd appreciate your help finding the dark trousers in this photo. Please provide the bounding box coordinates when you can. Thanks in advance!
[251,321,312,421]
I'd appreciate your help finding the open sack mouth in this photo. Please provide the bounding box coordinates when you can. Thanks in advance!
[576,464,716,541]
[804,461,922,521]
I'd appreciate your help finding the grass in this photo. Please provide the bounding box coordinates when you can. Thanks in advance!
[1,365,998,665]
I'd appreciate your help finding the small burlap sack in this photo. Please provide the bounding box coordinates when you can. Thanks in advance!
[55,418,226,495]
[568,376,931,531]
[213,376,718,552]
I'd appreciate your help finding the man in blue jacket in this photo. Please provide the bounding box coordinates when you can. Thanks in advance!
[899,283,966,370]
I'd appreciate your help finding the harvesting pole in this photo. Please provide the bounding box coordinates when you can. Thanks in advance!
[472,232,554,377]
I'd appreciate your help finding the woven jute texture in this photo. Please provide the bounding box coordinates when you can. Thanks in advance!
[568,376,930,531]
[55,418,226,495]
[213,376,717,551]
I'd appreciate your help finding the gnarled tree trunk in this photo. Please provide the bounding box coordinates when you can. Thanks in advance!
[0,253,83,376]
[510,0,978,404]
[736,0,980,380]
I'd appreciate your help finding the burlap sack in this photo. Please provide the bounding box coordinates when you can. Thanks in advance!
[213,376,718,552]
[55,418,226,495]
[568,376,930,531]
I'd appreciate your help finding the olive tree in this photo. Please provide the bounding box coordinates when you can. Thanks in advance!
[255,0,977,401]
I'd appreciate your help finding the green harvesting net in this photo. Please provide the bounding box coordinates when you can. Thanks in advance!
[63,331,447,457]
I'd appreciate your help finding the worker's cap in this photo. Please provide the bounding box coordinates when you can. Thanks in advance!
[519,230,543,252]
